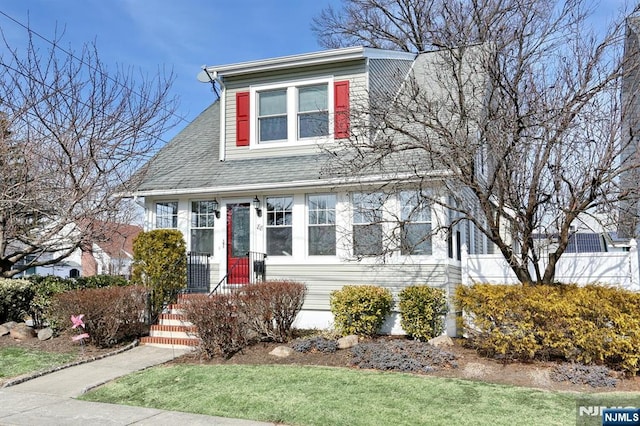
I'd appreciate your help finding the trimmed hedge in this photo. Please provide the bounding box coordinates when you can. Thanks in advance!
[399,285,447,341]
[456,283,640,374]
[48,286,148,347]
[0,278,33,322]
[330,285,393,336]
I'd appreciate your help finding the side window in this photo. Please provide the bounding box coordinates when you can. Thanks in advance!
[190,200,216,255]
[155,201,178,229]
[308,194,336,256]
[400,191,432,255]
[266,196,293,256]
[352,192,384,256]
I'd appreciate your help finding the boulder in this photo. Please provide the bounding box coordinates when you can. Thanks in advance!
[0,325,9,336]
[269,346,295,358]
[10,323,36,340]
[1,321,17,330]
[428,335,454,348]
[37,327,54,341]
[337,335,359,350]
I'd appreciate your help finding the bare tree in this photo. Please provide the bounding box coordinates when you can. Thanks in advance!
[318,0,640,284]
[0,28,179,277]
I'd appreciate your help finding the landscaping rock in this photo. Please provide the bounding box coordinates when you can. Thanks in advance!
[270,346,295,358]
[1,321,18,330]
[37,327,54,341]
[337,335,359,349]
[0,325,8,336]
[428,335,453,348]
[9,323,36,340]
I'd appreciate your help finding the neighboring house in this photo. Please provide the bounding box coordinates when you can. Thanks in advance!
[131,46,492,335]
[15,221,141,280]
[80,222,142,279]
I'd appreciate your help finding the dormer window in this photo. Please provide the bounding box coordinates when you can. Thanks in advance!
[240,76,349,147]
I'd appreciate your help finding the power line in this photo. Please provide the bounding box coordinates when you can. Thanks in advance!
[0,9,191,131]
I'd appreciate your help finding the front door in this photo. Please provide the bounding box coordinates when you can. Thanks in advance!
[227,203,250,284]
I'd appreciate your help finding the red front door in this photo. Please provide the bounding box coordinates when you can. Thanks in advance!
[227,203,250,284]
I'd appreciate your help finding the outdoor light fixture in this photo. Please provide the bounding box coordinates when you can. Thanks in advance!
[211,198,220,218]
[253,196,262,217]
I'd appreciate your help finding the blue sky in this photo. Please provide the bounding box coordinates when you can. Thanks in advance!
[0,0,630,143]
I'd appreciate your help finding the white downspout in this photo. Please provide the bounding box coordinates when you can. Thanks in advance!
[217,75,226,162]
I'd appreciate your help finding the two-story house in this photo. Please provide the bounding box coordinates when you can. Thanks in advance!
[130,46,489,334]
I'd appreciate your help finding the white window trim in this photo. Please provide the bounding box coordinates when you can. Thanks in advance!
[306,193,338,257]
[249,76,335,149]
[189,199,216,256]
[155,200,179,229]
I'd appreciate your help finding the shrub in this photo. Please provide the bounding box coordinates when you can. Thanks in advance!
[399,285,448,341]
[456,283,640,374]
[330,285,393,336]
[48,286,148,347]
[74,275,129,288]
[27,275,76,328]
[0,278,34,323]
[131,229,187,322]
[182,294,250,359]
[243,280,307,342]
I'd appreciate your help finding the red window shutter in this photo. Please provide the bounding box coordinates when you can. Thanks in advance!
[334,81,350,139]
[236,91,250,146]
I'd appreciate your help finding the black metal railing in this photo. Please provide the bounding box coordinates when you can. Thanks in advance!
[185,251,211,293]
[209,251,267,296]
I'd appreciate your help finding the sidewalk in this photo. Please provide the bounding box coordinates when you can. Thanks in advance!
[0,345,276,426]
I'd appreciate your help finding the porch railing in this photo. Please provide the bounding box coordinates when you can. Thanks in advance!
[209,251,267,296]
[184,251,211,293]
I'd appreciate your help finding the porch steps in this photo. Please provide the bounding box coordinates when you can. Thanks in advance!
[140,294,203,350]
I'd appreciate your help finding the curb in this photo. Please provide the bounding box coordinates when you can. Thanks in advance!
[1,339,139,389]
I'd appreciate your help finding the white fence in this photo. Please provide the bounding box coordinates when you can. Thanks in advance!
[461,240,640,291]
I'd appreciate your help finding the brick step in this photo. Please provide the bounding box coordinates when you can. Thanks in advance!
[140,336,199,349]
[149,325,198,339]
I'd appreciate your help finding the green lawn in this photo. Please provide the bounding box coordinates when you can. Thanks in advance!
[0,347,76,380]
[80,364,606,425]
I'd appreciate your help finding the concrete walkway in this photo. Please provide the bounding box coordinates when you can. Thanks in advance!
[0,345,276,425]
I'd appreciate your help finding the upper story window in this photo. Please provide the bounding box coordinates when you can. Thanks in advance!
[156,201,178,228]
[249,78,336,146]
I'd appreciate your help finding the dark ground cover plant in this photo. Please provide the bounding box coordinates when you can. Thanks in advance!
[350,339,458,373]
[550,363,620,388]
[291,336,338,353]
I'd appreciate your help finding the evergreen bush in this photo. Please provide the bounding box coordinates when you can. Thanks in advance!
[399,285,448,341]
[330,285,393,336]
[131,229,186,322]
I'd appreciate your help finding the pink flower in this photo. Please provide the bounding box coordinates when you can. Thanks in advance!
[72,333,90,342]
[71,314,85,329]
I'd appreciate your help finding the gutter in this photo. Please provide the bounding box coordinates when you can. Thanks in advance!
[126,170,452,198]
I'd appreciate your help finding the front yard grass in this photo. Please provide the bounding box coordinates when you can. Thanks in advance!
[81,364,591,425]
[0,347,75,380]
